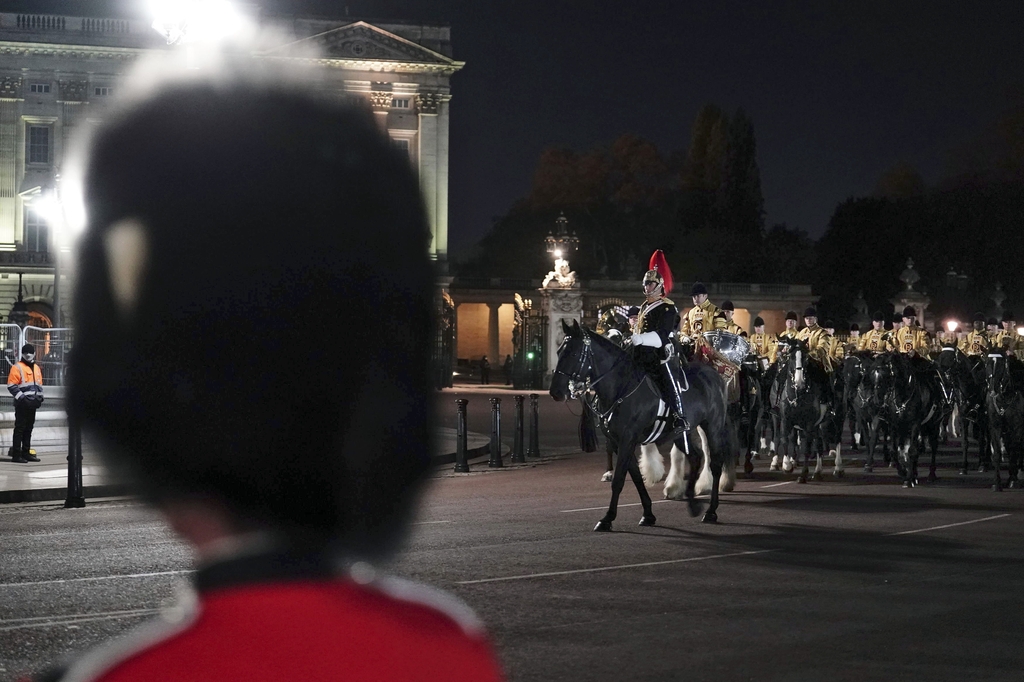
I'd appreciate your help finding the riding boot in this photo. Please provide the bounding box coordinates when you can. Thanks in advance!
[662,364,690,433]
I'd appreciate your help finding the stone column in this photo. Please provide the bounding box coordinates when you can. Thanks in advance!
[434,96,451,266]
[540,287,583,388]
[487,302,501,363]
[0,76,23,244]
[417,92,439,261]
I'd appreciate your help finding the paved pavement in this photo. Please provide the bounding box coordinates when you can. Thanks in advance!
[3,419,1024,681]
[0,393,518,502]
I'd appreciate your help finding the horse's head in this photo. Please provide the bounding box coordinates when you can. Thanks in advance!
[866,353,894,406]
[778,338,810,390]
[549,318,590,402]
[984,350,1011,397]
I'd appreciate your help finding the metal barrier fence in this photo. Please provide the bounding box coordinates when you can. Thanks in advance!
[23,326,73,388]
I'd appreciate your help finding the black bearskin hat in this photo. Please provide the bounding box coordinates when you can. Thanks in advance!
[68,62,432,555]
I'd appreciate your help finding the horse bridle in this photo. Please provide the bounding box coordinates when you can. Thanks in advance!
[555,331,645,423]
[555,331,629,401]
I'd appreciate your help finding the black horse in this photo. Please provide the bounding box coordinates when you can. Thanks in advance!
[549,320,732,529]
[774,338,840,482]
[983,351,1024,491]
[935,345,991,475]
[737,353,765,476]
[866,352,942,486]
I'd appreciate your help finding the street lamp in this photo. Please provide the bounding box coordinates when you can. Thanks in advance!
[544,212,579,258]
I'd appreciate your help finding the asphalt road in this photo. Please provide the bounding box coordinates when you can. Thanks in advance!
[3,401,1024,681]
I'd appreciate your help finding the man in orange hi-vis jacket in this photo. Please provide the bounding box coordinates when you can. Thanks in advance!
[7,343,42,463]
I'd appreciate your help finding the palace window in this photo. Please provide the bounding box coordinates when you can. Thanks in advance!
[26,125,50,165]
[94,86,114,96]
[29,83,50,94]
[23,206,49,253]
[392,98,410,109]
[392,138,410,154]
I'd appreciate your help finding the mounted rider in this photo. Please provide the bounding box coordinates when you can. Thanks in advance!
[719,301,744,335]
[993,310,1024,357]
[778,311,799,340]
[796,307,832,368]
[680,281,726,338]
[750,316,778,366]
[959,312,990,356]
[823,320,845,363]
[845,323,861,355]
[894,306,933,356]
[858,311,891,354]
[629,250,688,432]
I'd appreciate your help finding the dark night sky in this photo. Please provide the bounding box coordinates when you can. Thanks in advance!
[13,1,1024,255]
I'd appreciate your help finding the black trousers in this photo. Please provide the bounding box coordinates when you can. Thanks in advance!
[13,402,37,453]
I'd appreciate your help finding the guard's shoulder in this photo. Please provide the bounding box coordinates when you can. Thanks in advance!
[661,297,674,306]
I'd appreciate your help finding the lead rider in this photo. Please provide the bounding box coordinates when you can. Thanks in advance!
[629,250,688,432]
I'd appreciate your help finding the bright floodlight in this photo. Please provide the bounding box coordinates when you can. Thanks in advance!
[1017,326,1024,337]
[32,191,63,229]
[946,320,958,333]
[553,249,562,259]
[150,0,250,45]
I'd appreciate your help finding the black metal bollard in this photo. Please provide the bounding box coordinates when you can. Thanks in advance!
[488,397,503,468]
[527,393,541,458]
[64,416,85,508]
[454,399,470,473]
[511,395,526,463]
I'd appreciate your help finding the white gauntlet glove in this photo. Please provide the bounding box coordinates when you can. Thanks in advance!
[632,331,662,348]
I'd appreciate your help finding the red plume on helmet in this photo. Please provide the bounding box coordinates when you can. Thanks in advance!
[646,249,673,294]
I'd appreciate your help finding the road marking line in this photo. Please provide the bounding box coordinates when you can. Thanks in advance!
[455,549,775,584]
[0,608,160,632]
[886,513,1011,536]
[0,610,160,632]
[561,500,670,513]
[760,481,794,488]
[0,570,191,589]
[413,520,451,525]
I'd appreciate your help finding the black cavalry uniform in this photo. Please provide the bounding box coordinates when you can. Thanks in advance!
[632,296,684,420]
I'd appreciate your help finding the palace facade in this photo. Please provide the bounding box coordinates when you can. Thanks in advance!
[0,10,463,326]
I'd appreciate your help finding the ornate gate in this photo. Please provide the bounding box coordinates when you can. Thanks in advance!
[512,293,546,390]
[432,289,455,389]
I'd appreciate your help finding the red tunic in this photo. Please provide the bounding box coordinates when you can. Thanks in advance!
[39,552,504,682]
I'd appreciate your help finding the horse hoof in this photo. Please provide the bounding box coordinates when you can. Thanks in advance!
[927,473,938,482]
[769,464,780,471]
[979,465,988,473]
[959,469,968,476]
[687,499,703,518]
[594,520,612,532]
[744,462,754,475]
[638,514,656,527]
[834,470,845,479]
[600,471,613,482]
[796,475,807,484]
[811,472,823,482]
[992,484,1003,492]
[701,511,718,524]
[863,466,873,473]
[902,481,911,489]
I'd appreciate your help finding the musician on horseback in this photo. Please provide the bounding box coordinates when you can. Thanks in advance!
[894,306,932,356]
[680,281,726,338]
[750,316,778,365]
[629,250,688,432]
[993,310,1024,357]
[796,307,832,368]
[720,301,744,335]
[779,311,799,340]
[857,311,891,354]
[959,312,990,356]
